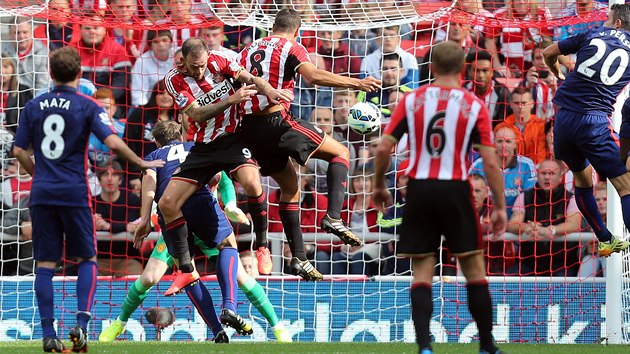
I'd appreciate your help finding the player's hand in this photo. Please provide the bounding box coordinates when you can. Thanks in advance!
[139,159,165,171]
[490,208,507,236]
[552,69,565,81]
[267,88,294,105]
[373,186,393,212]
[224,201,251,225]
[133,218,152,249]
[229,84,258,104]
[357,76,381,93]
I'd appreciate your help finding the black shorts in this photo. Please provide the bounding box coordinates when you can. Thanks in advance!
[240,110,325,176]
[399,179,481,257]
[173,133,257,185]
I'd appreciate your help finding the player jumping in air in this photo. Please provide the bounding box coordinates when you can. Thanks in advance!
[161,37,292,292]
[239,9,381,280]
[13,46,164,353]
[373,41,507,354]
[99,121,291,343]
[543,3,630,257]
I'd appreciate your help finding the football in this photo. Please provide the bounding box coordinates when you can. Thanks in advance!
[347,102,382,135]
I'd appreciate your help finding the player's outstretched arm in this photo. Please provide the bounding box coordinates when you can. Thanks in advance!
[103,134,165,170]
[477,145,507,235]
[542,43,566,81]
[134,169,157,249]
[297,62,381,92]
[184,84,258,123]
[12,146,34,177]
[237,70,294,105]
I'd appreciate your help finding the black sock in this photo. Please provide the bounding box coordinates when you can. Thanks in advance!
[279,202,306,260]
[467,281,497,353]
[165,216,193,273]
[247,192,268,249]
[410,283,433,350]
[326,157,349,220]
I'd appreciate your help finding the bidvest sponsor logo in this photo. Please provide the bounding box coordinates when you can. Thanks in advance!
[196,81,231,107]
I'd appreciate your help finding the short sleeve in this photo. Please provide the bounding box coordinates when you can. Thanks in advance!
[89,103,116,142]
[14,104,32,149]
[164,72,195,111]
[384,92,411,142]
[289,42,312,72]
[144,150,158,174]
[558,30,589,55]
[208,51,243,79]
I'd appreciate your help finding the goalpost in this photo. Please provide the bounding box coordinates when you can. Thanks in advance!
[0,0,627,344]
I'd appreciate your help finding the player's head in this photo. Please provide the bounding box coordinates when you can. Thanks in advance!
[466,50,493,91]
[606,4,630,31]
[152,121,183,147]
[430,41,465,77]
[181,37,209,80]
[49,46,82,85]
[273,9,302,37]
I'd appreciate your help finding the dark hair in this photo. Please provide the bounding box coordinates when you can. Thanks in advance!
[611,4,630,31]
[145,80,170,108]
[382,53,402,68]
[49,47,82,84]
[431,41,464,75]
[544,119,553,135]
[465,50,492,64]
[152,121,182,145]
[181,37,208,58]
[96,159,124,180]
[147,29,173,42]
[510,86,533,102]
[273,8,301,33]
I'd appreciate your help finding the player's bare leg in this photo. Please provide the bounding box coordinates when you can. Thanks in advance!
[159,179,201,295]
[311,136,362,246]
[233,165,272,275]
[620,137,630,165]
[574,165,630,257]
[458,253,502,354]
[270,161,323,281]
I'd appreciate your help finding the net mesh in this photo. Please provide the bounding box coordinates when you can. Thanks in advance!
[0,0,626,344]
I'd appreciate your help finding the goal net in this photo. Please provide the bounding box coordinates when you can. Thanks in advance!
[0,0,627,345]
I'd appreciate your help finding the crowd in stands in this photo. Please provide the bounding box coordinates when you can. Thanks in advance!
[0,0,613,278]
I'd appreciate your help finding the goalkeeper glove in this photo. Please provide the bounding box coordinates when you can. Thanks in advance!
[224,201,250,225]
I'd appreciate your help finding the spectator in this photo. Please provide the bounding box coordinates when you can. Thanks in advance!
[222,0,265,51]
[420,20,472,84]
[316,30,362,78]
[522,44,556,120]
[502,87,548,163]
[463,50,512,127]
[378,160,411,275]
[0,55,33,134]
[331,89,363,153]
[485,0,553,77]
[577,181,607,278]
[130,29,174,107]
[33,0,80,50]
[240,250,259,277]
[347,28,379,58]
[361,135,398,190]
[470,124,536,218]
[70,11,132,116]
[360,25,419,88]
[338,169,381,276]
[291,52,332,121]
[435,0,493,45]
[1,193,34,275]
[124,80,175,188]
[506,158,582,276]
[1,158,33,208]
[106,0,145,61]
[367,53,412,121]
[556,0,607,42]
[89,88,126,167]
[93,159,143,277]
[277,0,318,48]
[197,25,239,60]
[306,107,356,193]
[2,17,49,91]
[156,0,205,47]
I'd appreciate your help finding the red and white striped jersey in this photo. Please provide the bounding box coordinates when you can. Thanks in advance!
[164,51,244,143]
[384,85,494,181]
[488,7,553,70]
[240,36,311,114]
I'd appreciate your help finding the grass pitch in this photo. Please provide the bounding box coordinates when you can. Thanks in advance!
[1,341,629,354]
